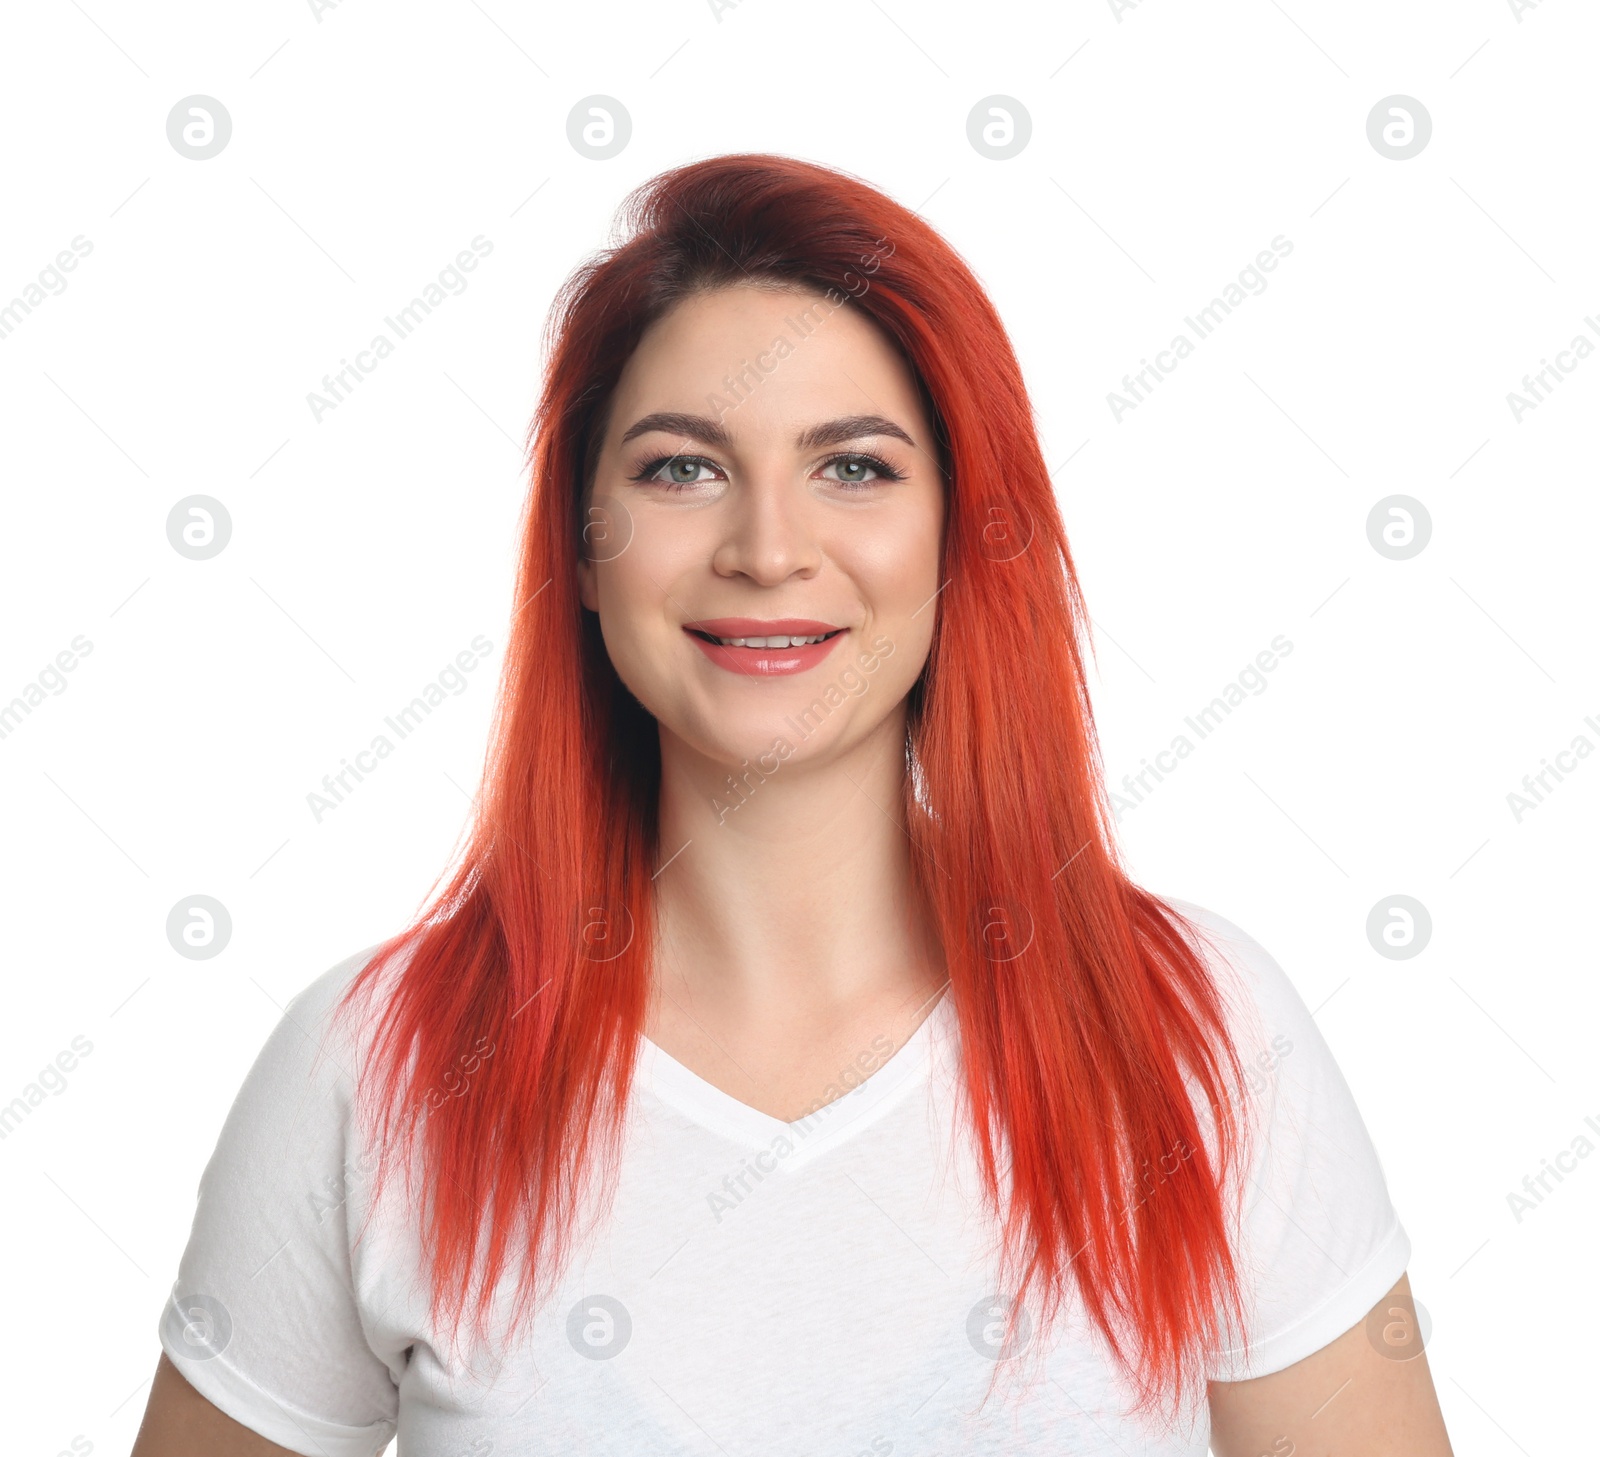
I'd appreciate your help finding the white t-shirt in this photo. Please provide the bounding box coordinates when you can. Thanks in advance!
[158,898,1410,1455]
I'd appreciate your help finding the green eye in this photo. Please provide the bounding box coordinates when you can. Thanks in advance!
[820,453,900,486]
[659,457,710,485]
[630,455,722,488]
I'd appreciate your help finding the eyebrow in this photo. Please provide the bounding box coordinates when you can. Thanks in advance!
[618,411,916,452]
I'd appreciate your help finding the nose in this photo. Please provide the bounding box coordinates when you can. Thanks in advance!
[709,470,822,585]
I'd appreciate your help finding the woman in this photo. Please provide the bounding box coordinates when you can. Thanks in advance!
[132,154,1453,1455]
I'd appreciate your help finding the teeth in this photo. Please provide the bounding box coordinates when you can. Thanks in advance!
[712,633,830,647]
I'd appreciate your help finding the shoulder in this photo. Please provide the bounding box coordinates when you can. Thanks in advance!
[259,939,408,1081]
[289,938,403,1029]
[1146,893,1376,1185]
[1149,894,1318,1060]
[206,940,409,1167]
[163,943,416,1441]
[1144,899,1415,1378]
[180,940,420,1277]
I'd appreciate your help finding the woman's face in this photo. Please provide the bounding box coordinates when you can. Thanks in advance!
[577,283,944,774]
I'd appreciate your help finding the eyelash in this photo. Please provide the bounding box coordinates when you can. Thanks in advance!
[626,451,906,492]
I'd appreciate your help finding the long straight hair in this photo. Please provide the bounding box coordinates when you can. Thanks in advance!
[337,153,1253,1418]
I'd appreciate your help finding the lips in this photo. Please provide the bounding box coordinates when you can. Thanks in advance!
[682,618,847,677]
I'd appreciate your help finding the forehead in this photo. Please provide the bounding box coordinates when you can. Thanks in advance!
[605,283,926,440]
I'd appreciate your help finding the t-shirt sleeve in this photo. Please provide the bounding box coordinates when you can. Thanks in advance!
[1164,899,1413,1382]
[158,946,403,1456]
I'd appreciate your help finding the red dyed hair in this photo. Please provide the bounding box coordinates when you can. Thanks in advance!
[337,152,1253,1419]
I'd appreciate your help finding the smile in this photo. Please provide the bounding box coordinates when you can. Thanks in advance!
[682,619,848,677]
[690,631,837,648]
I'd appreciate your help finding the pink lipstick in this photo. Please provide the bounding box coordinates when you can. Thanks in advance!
[682,617,847,677]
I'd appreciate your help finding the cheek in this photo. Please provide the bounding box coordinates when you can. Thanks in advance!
[589,517,700,695]
[836,520,941,678]
[843,503,943,615]
[593,558,662,677]
[593,509,670,620]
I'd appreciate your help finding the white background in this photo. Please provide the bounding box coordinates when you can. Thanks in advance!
[1,0,1593,1452]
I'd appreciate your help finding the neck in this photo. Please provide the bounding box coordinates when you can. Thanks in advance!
[650,707,944,1018]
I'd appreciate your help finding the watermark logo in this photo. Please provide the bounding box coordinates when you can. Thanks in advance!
[167,495,232,560]
[977,499,1034,561]
[578,901,634,961]
[975,897,1034,962]
[966,96,1031,160]
[1365,895,1431,960]
[166,96,232,160]
[567,1294,631,1358]
[566,96,630,160]
[166,895,233,960]
[1366,495,1430,560]
[1363,1294,1432,1360]
[1366,95,1431,161]
[966,1294,1034,1361]
[162,1292,233,1360]
[581,494,634,562]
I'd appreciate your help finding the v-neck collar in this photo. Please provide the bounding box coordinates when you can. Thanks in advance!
[635,991,956,1172]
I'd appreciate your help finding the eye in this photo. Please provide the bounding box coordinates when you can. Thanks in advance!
[818,452,904,488]
[631,454,724,489]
